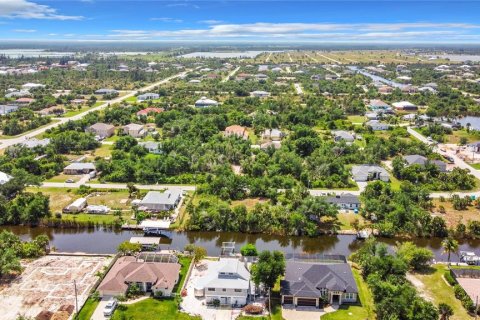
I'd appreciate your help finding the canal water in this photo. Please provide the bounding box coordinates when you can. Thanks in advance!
[3,226,480,262]
[455,116,480,131]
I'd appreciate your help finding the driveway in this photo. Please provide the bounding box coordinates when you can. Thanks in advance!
[282,306,325,320]
[90,298,110,320]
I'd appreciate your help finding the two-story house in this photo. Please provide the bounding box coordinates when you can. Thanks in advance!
[194,258,251,306]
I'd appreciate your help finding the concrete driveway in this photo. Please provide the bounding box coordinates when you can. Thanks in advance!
[90,298,110,320]
[282,306,324,320]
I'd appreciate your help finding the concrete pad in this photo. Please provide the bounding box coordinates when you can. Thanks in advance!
[91,298,110,320]
[282,306,325,320]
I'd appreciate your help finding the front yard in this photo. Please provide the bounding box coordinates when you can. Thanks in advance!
[112,298,201,320]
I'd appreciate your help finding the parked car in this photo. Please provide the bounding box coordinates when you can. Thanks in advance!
[103,298,118,317]
[65,179,74,183]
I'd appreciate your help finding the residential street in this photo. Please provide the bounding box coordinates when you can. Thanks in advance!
[40,181,196,192]
[0,70,191,150]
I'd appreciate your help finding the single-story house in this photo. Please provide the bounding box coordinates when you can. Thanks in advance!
[255,74,268,81]
[86,122,115,139]
[326,193,361,210]
[15,97,35,105]
[195,97,218,108]
[123,123,145,138]
[0,171,12,185]
[224,125,249,140]
[368,99,392,111]
[333,130,355,143]
[98,255,181,297]
[392,101,417,111]
[95,88,118,95]
[194,258,251,306]
[139,189,182,212]
[22,82,45,90]
[38,106,65,116]
[139,141,162,154]
[261,128,284,141]
[469,142,480,153]
[5,90,31,99]
[85,205,109,214]
[259,141,282,150]
[136,107,164,117]
[0,105,19,115]
[138,92,160,101]
[365,112,379,120]
[281,261,358,307]
[366,120,390,131]
[63,162,96,175]
[351,165,389,182]
[250,90,270,98]
[403,155,447,172]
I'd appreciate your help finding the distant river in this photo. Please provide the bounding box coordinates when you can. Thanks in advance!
[179,51,282,58]
[2,226,480,262]
[0,49,75,58]
[455,116,480,131]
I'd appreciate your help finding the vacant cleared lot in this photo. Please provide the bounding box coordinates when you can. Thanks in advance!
[431,199,480,227]
[0,254,110,320]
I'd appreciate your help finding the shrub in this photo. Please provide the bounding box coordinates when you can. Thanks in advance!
[212,299,220,307]
[444,271,456,286]
[243,304,263,315]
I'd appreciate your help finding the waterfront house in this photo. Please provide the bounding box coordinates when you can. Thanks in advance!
[325,193,361,210]
[281,261,358,307]
[98,255,180,297]
[194,258,251,306]
[86,122,115,139]
[123,123,145,138]
[351,165,389,182]
[139,189,182,212]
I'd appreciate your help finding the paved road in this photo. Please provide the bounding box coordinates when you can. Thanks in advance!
[222,66,240,82]
[40,181,196,191]
[0,70,191,150]
[91,298,110,320]
[309,182,367,197]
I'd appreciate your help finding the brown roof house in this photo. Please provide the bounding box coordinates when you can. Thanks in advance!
[86,122,115,139]
[224,125,249,140]
[123,123,145,138]
[98,256,181,297]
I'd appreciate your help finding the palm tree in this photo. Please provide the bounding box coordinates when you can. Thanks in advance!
[442,237,459,265]
[438,303,453,320]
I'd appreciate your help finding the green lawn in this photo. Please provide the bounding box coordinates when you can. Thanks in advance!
[174,256,192,294]
[412,265,472,320]
[322,268,374,320]
[347,115,366,124]
[76,297,100,320]
[470,163,480,170]
[112,298,200,320]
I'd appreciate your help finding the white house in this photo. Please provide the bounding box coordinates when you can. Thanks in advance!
[138,93,160,101]
[139,189,182,212]
[0,171,12,185]
[366,120,390,131]
[195,97,218,108]
[22,82,45,90]
[123,123,145,138]
[261,128,284,141]
[392,101,417,111]
[194,258,251,306]
[64,198,87,213]
[250,90,270,98]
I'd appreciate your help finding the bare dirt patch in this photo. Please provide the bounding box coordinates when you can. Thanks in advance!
[0,255,111,320]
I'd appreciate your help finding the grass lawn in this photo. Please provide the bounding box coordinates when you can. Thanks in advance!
[232,197,267,210]
[90,144,112,158]
[446,129,480,144]
[411,265,472,320]
[174,256,192,294]
[322,268,374,320]
[112,298,201,320]
[389,175,402,191]
[76,297,100,320]
[170,191,194,230]
[124,96,137,103]
[45,173,82,183]
[470,163,480,170]
[62,106,92,117]
[347,115,366,124]
[337,213,364,231]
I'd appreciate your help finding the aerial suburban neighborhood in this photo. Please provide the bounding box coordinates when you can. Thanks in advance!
[2,1,480,320]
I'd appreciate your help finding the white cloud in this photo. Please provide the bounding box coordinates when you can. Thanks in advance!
[199,20,224,25]
[166,3,199,9]
[0,0,84,20]
[12,28,36,32]
[150,17,183,23]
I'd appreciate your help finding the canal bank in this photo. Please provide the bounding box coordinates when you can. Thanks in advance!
[2,226,480,262]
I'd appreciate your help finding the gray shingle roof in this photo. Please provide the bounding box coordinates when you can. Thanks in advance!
[281,261,358,297]
[140,190,182,206]
[326,193,360,205]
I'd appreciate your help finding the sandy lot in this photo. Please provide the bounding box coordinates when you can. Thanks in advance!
[0,254,111,320]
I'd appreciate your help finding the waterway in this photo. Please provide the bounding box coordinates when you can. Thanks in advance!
[455,116,480,131]
[179,51,282,59]
[348,66,406,88]
[2,226,480,262]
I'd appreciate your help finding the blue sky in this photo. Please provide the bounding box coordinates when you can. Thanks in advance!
[1,1,480,43]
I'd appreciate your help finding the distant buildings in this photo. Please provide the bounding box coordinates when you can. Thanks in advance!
[137,93,160,101]
[366,120,390,131]
[403,155,447,172]
[86,123,115,139]
[63,162,96,175]
[139,141,162,154]
[224,125,249,140]
[137,107,164,117]
[261,128,284,141]
[392,101,417,111]
[0,105,19,115]
[333,130,355,143]
[195,96,218,108]
[123,123,145,138]
[95,88,118,95]
[250,90,270,98]
[0,171,12,185]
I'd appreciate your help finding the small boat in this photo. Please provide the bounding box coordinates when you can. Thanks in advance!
[460,251,480,265]
[356,230,371,240]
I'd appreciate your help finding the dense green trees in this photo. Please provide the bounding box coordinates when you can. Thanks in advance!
[251,250,285,290]
[351,239,438,320]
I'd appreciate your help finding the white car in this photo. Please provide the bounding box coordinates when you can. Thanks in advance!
[103,299,118,317]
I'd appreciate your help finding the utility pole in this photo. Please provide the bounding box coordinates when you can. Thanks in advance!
[74,280,78,318]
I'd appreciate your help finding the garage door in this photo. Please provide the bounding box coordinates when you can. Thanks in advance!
[283,296,293,304]
[297,298,317,306]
